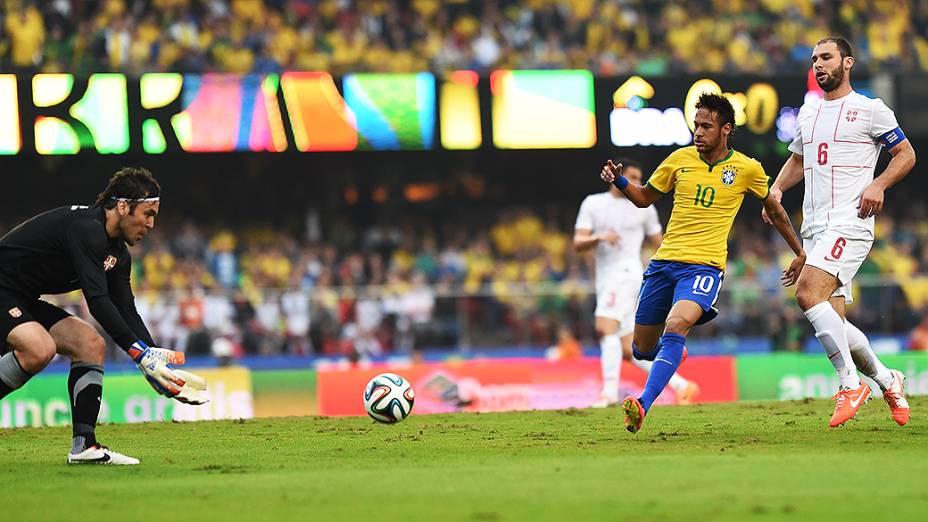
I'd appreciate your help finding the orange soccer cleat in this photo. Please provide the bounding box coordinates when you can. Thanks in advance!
[622,396,646,433]
[882,369,910,426]
[829,382,872,428]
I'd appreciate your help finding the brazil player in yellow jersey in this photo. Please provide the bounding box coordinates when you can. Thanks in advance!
[600,93,807,433]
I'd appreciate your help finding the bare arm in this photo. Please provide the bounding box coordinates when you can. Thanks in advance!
[600,160,663,208]
[761,196,806,286]
[646,233,663,249]
[858,140,917,218]
[574,228,617,253]
[770,153,805,193]
[762,153,804,224]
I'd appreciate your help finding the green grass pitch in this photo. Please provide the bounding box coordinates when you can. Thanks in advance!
[4,398,927,521]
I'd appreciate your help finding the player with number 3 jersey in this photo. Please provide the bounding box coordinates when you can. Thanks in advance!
[574,160,698,409]
[600,93,806,433]
[766,37,917,428]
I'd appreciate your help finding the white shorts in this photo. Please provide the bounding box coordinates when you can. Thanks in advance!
[594,276,642,337]
[803,229,872,304]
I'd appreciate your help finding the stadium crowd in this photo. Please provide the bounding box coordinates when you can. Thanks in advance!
[2,0,927,75]
[22,197,928,360]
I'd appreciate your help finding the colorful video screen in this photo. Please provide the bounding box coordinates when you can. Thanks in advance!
[343,73,436,150]
[33,73,129,155]
[0,75,20,154]
[167,74,287,153]
[491,70,596,149]
[440,71,481,150]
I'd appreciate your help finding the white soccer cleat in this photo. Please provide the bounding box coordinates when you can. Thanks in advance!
[590,395,619,409]
[67,445,140,465]
[675,381,700,405]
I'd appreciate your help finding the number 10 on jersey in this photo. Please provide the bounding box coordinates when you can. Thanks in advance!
[694,184,716,208]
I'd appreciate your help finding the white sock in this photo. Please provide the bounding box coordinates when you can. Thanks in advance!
[600,334,622,401]
[668,373,690,393]
[630,357,652,375]
[846,320,893,390]
[804,302,860,388]
[631,357,689,392]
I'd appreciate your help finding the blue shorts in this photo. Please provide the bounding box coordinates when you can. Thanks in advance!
[634,260,724,326]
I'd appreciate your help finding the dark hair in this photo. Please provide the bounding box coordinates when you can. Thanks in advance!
[816,37,854,59]
[695,92,736,132]
[93,167,161,210]
[615,158,641,172]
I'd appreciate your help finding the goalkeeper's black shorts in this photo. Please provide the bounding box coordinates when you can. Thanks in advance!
[0,288,72,354]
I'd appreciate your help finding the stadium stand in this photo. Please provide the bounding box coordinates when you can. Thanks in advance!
[2,0,928,75]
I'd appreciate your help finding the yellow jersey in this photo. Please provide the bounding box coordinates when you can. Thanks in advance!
[646,146,769,270]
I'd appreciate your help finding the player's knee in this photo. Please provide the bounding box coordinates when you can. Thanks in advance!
[632,335,656,354]
[9,330,57,372]
[632,342,656,361]
[51,318,107,364]
[794,273,832,311]
[795,284,820,311]
[795,293,813,311]
[79,333,107,364]
[31,340,57,370]
[595,318,620,339]
[664,316,694,336]
[621,343,634,360]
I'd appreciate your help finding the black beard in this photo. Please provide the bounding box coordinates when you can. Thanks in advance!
[817,67,845,92]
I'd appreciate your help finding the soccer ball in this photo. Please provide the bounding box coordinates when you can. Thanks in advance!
[363,373,415,423]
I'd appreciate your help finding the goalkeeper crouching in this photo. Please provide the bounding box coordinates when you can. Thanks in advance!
[0,167,207,465]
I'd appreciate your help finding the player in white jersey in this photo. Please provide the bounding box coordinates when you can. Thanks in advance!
[574,160,699,408]
[765,37,917,428]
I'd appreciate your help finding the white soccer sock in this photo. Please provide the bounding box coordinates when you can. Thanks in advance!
[804,302,860,389]
[631,357,689,392]
[668,373,690,393]
[600,333,622,401]
[630,357,652,374]
[846,320,894,390]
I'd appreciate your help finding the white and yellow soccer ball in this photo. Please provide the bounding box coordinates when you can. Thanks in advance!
[363,373,415,423]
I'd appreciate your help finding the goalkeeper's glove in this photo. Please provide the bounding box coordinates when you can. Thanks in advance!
[129,341,209,405]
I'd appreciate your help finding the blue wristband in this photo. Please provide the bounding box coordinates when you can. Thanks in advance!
[129,340,150,362]
[614,175,629,190]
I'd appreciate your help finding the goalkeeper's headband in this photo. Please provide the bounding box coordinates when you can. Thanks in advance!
[111,196,160,203]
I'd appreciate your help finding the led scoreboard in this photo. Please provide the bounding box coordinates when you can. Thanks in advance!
[0,70,856,155]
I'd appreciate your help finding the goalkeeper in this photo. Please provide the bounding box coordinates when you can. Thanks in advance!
[0,167,207,465]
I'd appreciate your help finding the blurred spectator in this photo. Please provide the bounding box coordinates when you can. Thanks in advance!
[910,311,928,351]
[255,292,283,354]
[281,277,312,354]
[5,2,45,70]
[178,288,209,354]
[545,325,583,361]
